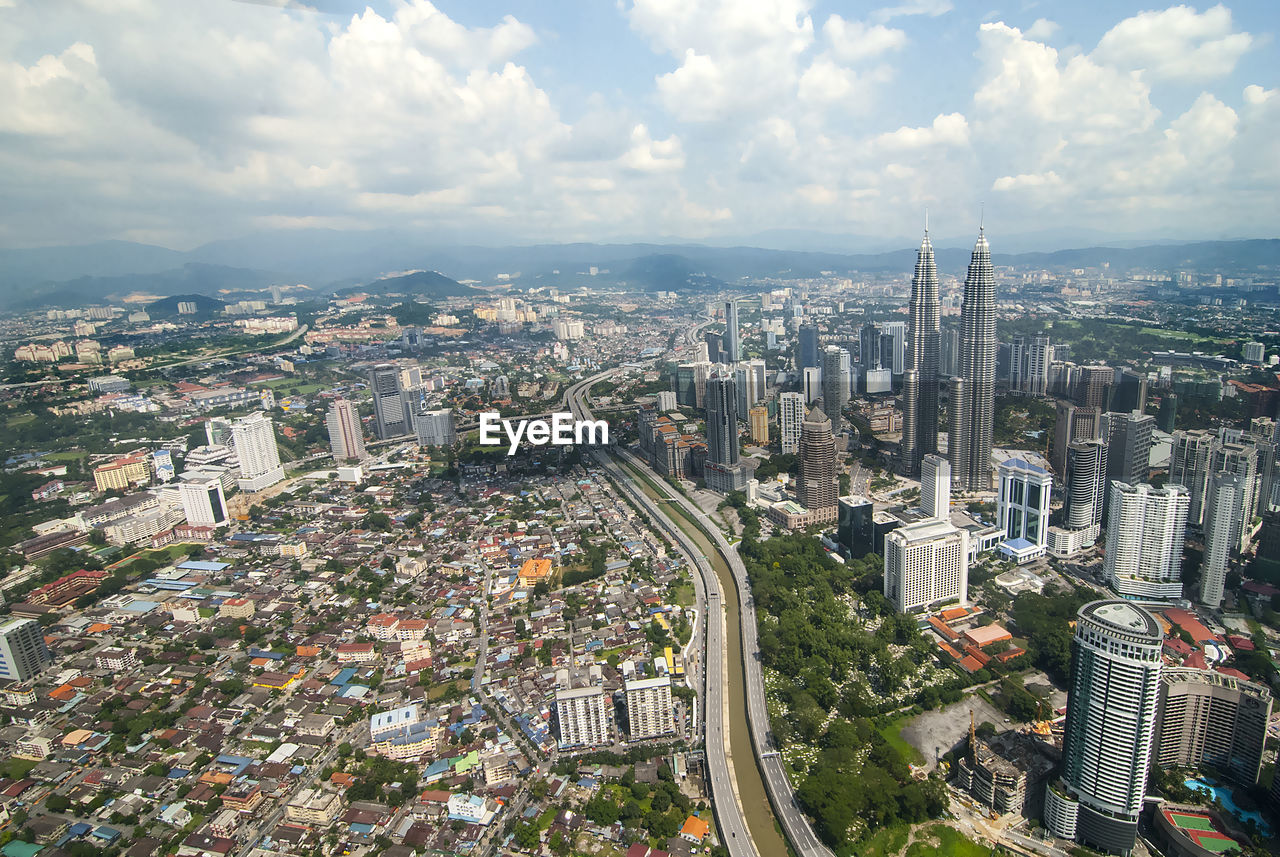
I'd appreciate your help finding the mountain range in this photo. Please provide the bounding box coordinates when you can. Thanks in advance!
[0,231,1276,310]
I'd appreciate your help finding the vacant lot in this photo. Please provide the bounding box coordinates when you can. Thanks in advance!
[899,694,1006,771]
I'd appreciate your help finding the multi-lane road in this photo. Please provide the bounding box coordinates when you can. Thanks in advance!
[566,366,834,857]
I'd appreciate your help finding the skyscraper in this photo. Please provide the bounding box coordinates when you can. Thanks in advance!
[723,299,740,363]
[1051,401,1102,476]
[735,359,765,421]
[179,474,228,527]
[0,617,53,681]
[1065,440,1108,531]
[369,364,410,439]
[903,227,940,475]
[1200,471,1245,608]
[797,407,838,522]
[778,392,805,455]
[951,230,997,490]
[996,459,1052,549]
[326,398,366,462]
[555,685,610,748]
[1075,365,1114,410]
[1027,334,1052,396]
[1105,482,1189,600]
[1155,668,1271,787]
[821,345,851,424]
[231,411,285,492]
[704,330,723,364]
[748,405,769,445]
[1101,411,1155,513]
[705,366,746,493]
[413,409,457,448]
[921,454,950,520]
[880,321,907,376]
[1045,601,1162,855]
[625,673,675,740]
[798,323,820,370]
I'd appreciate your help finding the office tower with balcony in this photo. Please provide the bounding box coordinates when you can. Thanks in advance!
[798,323,820,370]
[921,454,951,520]
[326,398,366,462]
[1101,411,1155,513]
[950,230,997,490]
[821,345,851,424]
[723,299,740,363]
[1045,601,1162,855]
[883,519,969,613]
[1052,401,1102,475]
[902,227,940,475]
[797,407,838,522]
[1075,365,1114,410]
[1200,471,1245,608]
[369,364,411,439]
[1065,440,1108,530]
[1105,482,1189,600]
[413,409,457,448]
[231,411,285,492]
[179,474,228,528]
[778,392,805,455]
[996,459,1052,549]
[0,617,53,681]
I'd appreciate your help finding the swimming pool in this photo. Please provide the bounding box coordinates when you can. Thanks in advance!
[1184,777,1271,835]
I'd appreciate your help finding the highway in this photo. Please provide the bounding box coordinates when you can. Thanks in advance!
[564,371,761,857]
[566,362,834,857]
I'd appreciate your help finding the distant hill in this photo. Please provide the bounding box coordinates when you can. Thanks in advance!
[146,293,226,319]
[344,270,476,299]
[618,254,728,291]
[1,234,1276,308]
[0,263,280,310]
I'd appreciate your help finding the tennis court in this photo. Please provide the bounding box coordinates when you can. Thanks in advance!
[1166,811,1215,831]
[1188,830,1241,853]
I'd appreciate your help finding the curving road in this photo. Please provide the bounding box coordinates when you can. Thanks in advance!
[565,361,834,857]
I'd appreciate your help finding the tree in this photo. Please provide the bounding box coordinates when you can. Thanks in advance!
[513,822,541,850]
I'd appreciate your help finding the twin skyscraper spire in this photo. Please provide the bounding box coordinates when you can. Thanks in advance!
[901,222,997,491]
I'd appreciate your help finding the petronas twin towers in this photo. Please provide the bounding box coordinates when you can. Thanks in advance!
[901,225,996,491]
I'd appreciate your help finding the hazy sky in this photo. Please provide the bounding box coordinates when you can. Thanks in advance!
[2,0,1277,250]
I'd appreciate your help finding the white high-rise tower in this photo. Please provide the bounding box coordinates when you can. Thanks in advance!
[231,411,285,492]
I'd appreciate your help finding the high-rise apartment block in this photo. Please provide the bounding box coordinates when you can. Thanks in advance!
[625,674,675,740]
[778,392,805,455]
[1200,471,1245,608]
[326,398,366,462]
[555,683,610,748]
[1105,482,1189,600]
[414,409,457,448]
[1155,668,1271,787]
[231,411,285,492]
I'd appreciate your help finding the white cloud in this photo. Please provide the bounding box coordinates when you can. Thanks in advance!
[875,113,969,149]
[992,171,1062,191]
[619,124,685,172]
[1024,18,1058,41]
[627,0,814,122]
[1094,4,1252,81]
[871,0,951,25]
[823,14,906,62]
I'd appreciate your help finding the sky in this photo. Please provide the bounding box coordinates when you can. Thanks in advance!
[1,0,1277,251]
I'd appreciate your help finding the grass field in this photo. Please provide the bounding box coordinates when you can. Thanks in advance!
[903,825,992,857]
[670,580,695,607]
[879,714,926,766]
[853,824,909,857]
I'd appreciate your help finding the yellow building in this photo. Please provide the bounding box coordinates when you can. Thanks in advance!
[93,455,149,491]
[749,406,769,445]
[518,558,552,587]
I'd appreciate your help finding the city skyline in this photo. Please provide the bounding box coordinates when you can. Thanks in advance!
[1,0,1277,251]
